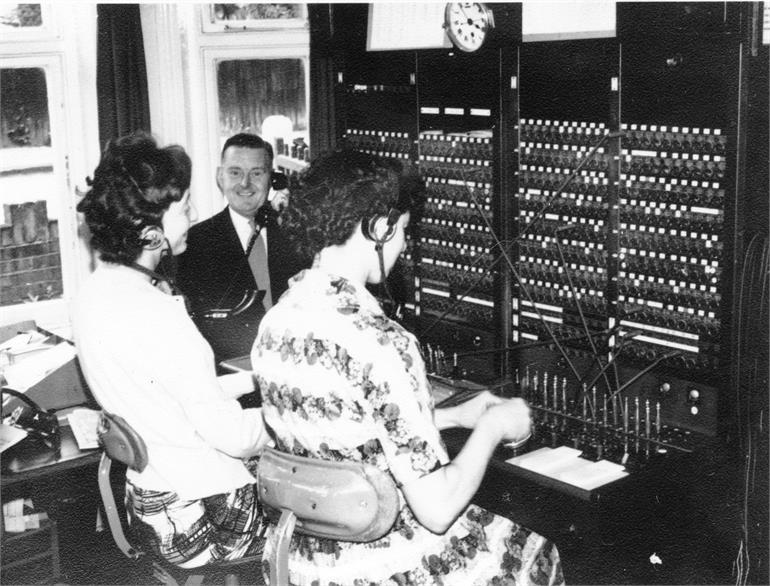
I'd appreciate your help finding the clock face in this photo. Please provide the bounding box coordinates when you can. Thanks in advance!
[444,2,493,52]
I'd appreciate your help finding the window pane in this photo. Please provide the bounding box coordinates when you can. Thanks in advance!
[0,3,43,29]
[217,59,307,155]
[212,3,302,22]
[0,66,63,307]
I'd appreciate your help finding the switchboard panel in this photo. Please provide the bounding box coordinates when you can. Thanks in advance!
[333,8,742,443]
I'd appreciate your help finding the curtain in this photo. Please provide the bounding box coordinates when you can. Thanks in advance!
[308,3,337,157]
[96,4,151,148]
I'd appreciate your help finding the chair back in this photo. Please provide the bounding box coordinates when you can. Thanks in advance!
[95,412,262,585]
[98,411,149,472]
[96,412,148,561]
[256,447,400,586]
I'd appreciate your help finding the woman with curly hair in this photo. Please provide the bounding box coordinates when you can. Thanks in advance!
[251,149,565,585]
[72,132,269,568]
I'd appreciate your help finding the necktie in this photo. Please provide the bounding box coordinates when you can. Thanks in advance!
[247,219,272,310]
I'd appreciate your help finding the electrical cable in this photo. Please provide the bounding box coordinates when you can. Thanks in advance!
[553,234,614,415]
[517,132,615,242]
[608,349,681,401]
[458,166,584,384]
[419,132,616,385]
[419,240,508,338]
[206,207,274,314]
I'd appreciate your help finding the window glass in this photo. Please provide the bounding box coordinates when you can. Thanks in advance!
[216,58,308,158]
[203,3,306,31]
[0,66,62,307]
[212,3,302,21]
[0,3,43,29]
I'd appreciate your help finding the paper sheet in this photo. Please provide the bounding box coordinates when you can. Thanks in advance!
[2,341,77,393]
[67,408,101,450]
[0,423,28,453]
[507,446,628,490]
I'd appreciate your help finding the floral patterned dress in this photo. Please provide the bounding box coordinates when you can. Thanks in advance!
[251,269,565,586]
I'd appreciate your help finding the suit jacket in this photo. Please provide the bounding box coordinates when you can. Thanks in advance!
[175,206,303,363]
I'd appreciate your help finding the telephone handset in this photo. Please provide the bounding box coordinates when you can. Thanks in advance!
[1,387,61,451]
[271,170,288,191]
[255,171,289,228]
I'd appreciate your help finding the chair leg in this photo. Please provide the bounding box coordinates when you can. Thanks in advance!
[271,510,297,586]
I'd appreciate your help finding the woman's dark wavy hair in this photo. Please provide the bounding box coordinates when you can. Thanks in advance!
[76,132,192,265]
[283,148,425,265]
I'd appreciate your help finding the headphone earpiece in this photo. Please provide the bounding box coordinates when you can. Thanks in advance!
[361,208,401,244]
[139,226,165,250]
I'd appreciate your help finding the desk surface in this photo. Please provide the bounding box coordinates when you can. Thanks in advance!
[1,424,100,488]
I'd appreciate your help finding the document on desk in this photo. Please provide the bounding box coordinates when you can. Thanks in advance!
[67,408,101,450]
[0,423,27,453]
[507,446,628,490]
[2,341,77,394]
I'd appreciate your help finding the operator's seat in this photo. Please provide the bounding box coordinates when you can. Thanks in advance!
[97,411,264,585]
[256,447,400,586]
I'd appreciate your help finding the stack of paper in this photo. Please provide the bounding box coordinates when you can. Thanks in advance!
[67,408,101,450]
[2,341,77,394]
[2,498,48,533]
[507,446,628,490]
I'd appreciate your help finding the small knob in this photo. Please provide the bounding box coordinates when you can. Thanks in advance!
[686,388,701,416]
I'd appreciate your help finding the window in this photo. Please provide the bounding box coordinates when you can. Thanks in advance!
[141,4,310,219]
[0,2,53,38]
[203,3,307,32]
[0,64,61,307]
[0,4,99,332]
[216,58,308,165]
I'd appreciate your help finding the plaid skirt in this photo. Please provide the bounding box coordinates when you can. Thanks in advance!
[125,460,267,568]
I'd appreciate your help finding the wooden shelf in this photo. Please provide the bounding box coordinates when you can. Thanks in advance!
[1,517,60,584]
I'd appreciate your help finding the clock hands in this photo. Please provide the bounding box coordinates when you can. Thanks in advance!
[446,2,492,51]
[454,3,484,38]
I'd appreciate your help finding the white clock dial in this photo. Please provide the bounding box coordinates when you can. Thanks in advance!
[445,2,493,52]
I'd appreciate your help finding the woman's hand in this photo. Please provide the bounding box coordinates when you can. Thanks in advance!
[448,390,504,428]
[406,394,532,533]
[269,188,290,212]
[479,397,532,444]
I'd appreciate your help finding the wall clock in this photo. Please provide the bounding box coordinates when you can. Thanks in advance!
[444,2,495,52]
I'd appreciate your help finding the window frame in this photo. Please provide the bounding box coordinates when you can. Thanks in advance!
[0,4,99,333]
[200,3,308,33]
[141,4,310,222]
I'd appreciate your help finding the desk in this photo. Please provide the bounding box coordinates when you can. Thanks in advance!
[1,424,101,487]
[1,424,101,584]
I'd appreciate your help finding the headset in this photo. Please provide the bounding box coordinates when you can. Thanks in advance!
[139,225,165,250]
[360,207,402,250]
[360,205,406,320]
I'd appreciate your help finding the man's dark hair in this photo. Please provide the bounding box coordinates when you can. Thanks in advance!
[221,133,274,164]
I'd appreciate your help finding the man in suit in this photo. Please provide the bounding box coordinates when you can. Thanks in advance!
[176,133,302,364]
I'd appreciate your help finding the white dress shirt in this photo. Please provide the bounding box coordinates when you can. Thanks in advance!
[228,206,268,253]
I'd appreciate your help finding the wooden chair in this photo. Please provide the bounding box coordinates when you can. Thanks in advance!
[97,412,262,586]
[256,447,400,586]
